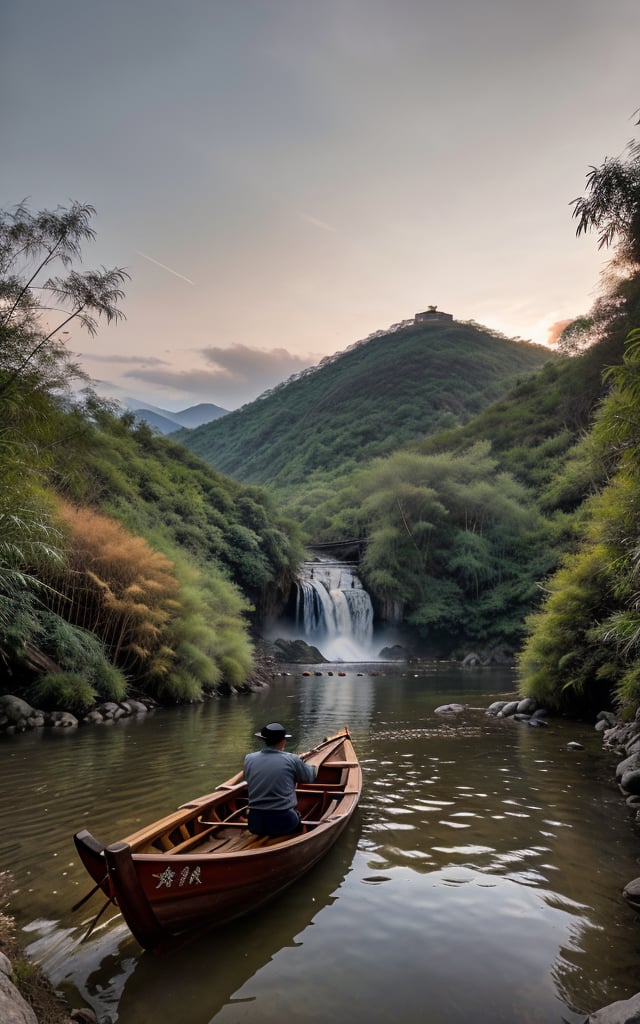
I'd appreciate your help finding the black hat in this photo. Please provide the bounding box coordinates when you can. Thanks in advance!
[255,722,292,743]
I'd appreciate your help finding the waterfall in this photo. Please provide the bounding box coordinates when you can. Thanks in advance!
[293,558,375,660]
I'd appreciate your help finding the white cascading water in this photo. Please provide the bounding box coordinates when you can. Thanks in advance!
[294,558,374,660]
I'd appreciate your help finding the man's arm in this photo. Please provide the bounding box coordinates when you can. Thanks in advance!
[293,757,317,783]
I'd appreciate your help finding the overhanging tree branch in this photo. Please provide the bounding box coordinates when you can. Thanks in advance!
[0,202,129,398]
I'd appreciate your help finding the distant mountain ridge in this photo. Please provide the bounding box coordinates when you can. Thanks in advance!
[174,317,552,490]
[127,400,228,435]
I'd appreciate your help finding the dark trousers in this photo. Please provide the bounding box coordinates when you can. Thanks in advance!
[247,807,301,836]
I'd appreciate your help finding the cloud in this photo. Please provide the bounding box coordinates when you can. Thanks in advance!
[200,344,318,382]
[122,344,320,408]
[125,366,235,389]
[82,353,171,366]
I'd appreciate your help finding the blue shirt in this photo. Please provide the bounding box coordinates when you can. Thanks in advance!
[243,748,317,811]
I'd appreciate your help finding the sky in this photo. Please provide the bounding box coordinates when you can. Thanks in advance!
[3,0,640,412]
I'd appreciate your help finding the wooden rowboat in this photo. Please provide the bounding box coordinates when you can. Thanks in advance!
[73,727,361,952]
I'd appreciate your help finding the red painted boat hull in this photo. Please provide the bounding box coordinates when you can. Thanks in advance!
[74,728,361,951]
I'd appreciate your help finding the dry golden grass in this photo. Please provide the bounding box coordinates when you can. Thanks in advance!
[49,500,182,680]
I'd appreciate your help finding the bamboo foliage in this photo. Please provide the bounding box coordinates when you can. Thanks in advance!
[46,500,181,680]
[37,500,255,701]
[518,330,640,714]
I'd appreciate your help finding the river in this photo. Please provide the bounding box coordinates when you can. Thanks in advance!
[1,663,639,1023]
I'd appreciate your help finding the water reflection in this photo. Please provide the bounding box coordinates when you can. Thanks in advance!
[1,666,640,1023]
[29,822,359,1024]
[117,824,358,1024]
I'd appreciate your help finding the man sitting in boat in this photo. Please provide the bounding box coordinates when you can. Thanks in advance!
[243,723,318,836]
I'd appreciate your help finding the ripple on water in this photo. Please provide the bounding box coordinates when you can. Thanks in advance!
[431,845,495,856]
[503,869,548,887]
[440,869,477,886]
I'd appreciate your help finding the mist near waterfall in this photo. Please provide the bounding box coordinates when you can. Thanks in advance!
[272,558,383,662]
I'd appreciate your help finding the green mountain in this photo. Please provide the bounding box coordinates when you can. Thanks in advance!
[175,318,551,491]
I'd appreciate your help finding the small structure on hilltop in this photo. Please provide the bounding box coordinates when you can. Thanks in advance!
[414,305,453,326]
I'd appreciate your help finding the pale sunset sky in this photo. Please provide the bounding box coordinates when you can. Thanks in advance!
[3,0,639,410]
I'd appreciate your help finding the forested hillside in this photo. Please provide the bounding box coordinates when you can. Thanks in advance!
[0,202,302,710]
[176,320,550,490]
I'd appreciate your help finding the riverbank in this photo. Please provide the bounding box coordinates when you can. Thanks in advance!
[0,642,281,738]
[0,871,93,1024]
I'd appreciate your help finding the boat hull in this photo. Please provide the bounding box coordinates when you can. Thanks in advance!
[74,728,360,951]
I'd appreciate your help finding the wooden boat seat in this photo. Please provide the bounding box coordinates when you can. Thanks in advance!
[297,788,359,796]
[296,786,342,794]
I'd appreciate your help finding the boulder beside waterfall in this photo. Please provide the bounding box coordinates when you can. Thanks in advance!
[270,639,328,663]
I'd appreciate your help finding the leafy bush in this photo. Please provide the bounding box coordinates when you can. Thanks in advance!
[32,672,97,714]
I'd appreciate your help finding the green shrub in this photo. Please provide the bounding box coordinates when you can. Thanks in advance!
[32,672,97,714]
[91,660,127,702]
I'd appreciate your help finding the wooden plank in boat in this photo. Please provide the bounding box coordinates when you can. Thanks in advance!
[322,761,359,768]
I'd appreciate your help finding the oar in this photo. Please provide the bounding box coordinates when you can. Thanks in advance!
[81,897,113,942]
[71,876,108,913]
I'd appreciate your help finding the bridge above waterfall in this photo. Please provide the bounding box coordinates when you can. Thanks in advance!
[308,538,366,561]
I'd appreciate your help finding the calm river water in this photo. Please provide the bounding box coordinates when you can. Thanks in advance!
[1,663,640,1024]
